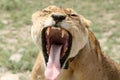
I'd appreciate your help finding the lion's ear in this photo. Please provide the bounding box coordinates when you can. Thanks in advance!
[79,15,91,28]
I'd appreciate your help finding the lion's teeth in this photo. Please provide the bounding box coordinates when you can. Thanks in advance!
[46,27,50,35]
[51,27,61,30]
[64,48,68,52]
[62,30,65,38]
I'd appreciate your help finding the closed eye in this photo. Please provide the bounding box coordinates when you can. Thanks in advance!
[68,14,78,18]
[70,14,78,17]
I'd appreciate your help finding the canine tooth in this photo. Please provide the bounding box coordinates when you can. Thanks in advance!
[62,30,65,38]
[64,48,68,52]
[46,27,50,35]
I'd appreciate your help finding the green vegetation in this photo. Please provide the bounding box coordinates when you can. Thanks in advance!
[0,0,120,75]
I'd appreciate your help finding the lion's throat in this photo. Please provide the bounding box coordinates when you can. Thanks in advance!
[45,45,62,80]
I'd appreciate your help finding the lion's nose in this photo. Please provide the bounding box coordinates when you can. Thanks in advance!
[51,13,66,22]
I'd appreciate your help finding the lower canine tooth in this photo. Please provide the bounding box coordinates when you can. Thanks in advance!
[64,48,68,52]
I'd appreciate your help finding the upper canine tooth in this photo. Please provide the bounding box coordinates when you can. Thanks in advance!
[46,27,50,35]
[62,30,65,38]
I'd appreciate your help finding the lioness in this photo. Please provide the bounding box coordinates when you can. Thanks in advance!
[31,6,120,80]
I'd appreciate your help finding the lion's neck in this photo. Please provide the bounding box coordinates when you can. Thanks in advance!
[76,41,102,66]
[69,35,120,80]
[68,41,104,80]
[70,41,102,69]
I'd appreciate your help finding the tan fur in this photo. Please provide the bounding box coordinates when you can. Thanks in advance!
[31,6,120,80]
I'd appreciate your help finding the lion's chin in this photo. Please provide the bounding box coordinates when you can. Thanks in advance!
[41,26,72,68]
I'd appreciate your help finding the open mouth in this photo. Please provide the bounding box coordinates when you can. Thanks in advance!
[42,26,72,79]
[42,27,72,68]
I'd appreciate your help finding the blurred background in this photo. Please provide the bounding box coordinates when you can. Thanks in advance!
[0,0,120,80]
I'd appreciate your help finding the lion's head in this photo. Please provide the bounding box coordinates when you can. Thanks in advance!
[31,5,91,79]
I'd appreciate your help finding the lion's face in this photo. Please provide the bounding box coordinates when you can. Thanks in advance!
[31,6,90,78]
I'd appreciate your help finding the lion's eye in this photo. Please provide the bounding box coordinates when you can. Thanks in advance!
[42,10,51,15]
[68,14,78,18]
[70,14,77,17]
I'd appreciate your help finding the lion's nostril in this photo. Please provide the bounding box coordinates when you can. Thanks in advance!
[51,14,66,22]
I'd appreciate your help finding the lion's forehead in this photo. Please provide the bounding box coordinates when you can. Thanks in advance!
[44,6,63,11]
[42,6,72,15]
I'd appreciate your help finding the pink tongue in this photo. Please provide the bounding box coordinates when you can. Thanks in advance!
[45,45,62,80]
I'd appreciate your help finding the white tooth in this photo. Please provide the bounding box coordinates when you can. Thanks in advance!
[46,27,50,35]
[62,30,65,38]
[52,27,61,30]
[64,48,68,52]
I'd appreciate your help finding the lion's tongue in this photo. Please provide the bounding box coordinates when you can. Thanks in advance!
[45,45,62,80]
